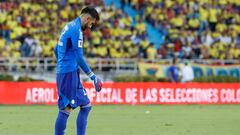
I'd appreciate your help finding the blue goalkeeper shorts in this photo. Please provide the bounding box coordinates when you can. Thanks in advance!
[56,69,90,110]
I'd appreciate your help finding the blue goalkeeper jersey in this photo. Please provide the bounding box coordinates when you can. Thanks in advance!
[54,17,91,74]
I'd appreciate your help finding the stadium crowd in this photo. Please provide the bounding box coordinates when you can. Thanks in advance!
[0,0,239,60]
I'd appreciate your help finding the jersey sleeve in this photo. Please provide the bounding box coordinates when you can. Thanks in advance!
[72,30,92,75]
[73,45,92,74]
[56,24,71,57]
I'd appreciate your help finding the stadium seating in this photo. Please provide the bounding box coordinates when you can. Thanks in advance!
[0,0,239,59]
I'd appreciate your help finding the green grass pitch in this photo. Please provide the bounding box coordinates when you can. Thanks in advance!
[0,105,240,135]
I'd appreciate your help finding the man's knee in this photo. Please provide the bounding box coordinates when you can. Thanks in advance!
[81,103,92,112]
[64,105,73,113]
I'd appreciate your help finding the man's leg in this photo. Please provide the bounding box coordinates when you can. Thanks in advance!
[55,106,72,135]
[76,103,92,135]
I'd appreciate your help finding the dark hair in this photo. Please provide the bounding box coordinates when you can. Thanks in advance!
[81,6,99,21]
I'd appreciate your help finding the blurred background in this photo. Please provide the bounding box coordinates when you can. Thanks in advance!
[0,0,240,135]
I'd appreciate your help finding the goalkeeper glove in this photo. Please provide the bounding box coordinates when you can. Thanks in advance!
[88,72,102,92]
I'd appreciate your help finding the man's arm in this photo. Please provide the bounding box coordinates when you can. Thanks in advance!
[74,45,102,92]
[73,47,92,77]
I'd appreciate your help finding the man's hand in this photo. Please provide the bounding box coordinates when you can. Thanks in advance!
[93,77,102,92]
[89,72,102,92]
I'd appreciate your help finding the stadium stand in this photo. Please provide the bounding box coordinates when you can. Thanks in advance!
[0,0,239,60]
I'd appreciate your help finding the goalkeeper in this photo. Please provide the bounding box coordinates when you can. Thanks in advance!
[53,6,102,135]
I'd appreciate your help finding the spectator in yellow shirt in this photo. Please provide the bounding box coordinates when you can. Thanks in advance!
[170,14,185,29]
[97,45,108,58]
[208,6,219,31]
[209,45,218,59]
[230,45,240,59]
[146,43,157,60]
[188,16,200,30]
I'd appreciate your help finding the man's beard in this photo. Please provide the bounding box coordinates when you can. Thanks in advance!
[81,24,88,31]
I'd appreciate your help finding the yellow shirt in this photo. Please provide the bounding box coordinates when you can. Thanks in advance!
[212,32,221,38]
[12,51,21,58]
[171,16,184,27]
[17,26,26,35]
[149,0,162,4]
[31,4,40,12]
[136,22,145,33]
[91,47,98,56]
[111,28,121,37]
[92,37,101,45]
[115,51,123,58]
[147,46,157,60]
[217,43,225,51]
[60,10,68,19]
[209,8,218,22]
[170,17,177,26]
[229,47,235,59]
[121,29,132,37]
[20,3,30,10]
[229,0,240,5]
[39,11,47,18]
[140,40,149,49]
[219,53,226,59]
[176,0,184,4]
[0,38,5,49]
[68,0,77,4]
[48,40,57,48]
[232,24,240,33]
[83,40,90,50]
[199,7,208,21]
[209,46,218,58]
[219,0,227,5]
[120,17,131,27]
[122,51,130,58]
[145,7,153,15]
[2,51,9,57]
[158,14,165,21]
[199,0,208,5]
[102,39,112,46]
[0,11,7,23]
[168,29,179,39]
[13,41,21,49]
[165,0,173,8]
[7,19,18,29]
[42,45,52,56]
[188,18,200,28]
[129,46,138,57]
[110,48,123,58]
[123,40,132,48]
[216,23,227,33]
[232,48,240,58]
[113,41,121,48]
[109,48,116,58]
[97,46,108,57]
